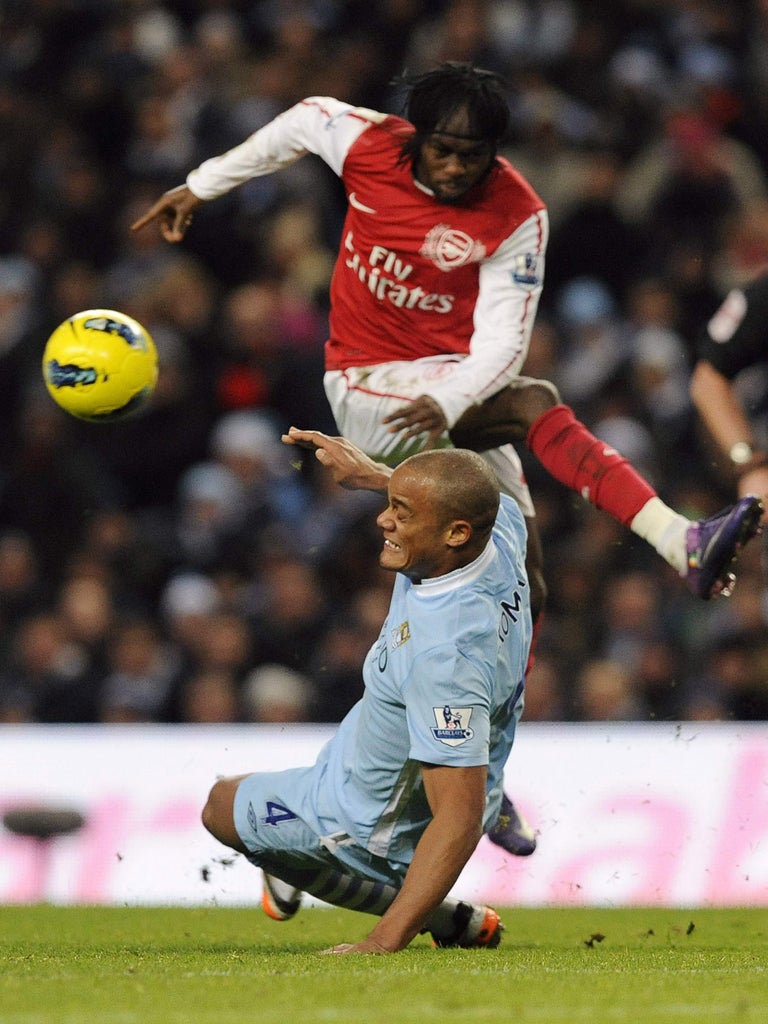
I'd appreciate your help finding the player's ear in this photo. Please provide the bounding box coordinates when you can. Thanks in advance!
[445,519,472,548]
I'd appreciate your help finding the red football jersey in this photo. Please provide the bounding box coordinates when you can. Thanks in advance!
[188,97,548,423]
[329,112,545,370]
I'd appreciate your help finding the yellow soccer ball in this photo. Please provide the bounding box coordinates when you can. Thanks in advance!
[42,309,159,422]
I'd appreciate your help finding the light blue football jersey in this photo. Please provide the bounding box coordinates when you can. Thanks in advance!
[302,494,532,865]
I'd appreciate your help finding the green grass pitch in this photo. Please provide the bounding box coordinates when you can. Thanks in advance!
[2,905,767,1023]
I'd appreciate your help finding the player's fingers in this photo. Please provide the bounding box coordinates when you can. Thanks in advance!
[382,399,417,424]
[159,222,185,243]
[173,207,195,236]
[382,409,408,425]
[282,437,319,451]
[129,209,157,233]
[315,448,335,466]
[283,427,327,449]
[385,411,421,433]
[288,426,320,438]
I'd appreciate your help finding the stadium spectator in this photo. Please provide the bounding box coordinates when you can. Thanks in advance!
[515,652,566,721]
[1,610,98,723]
[56,573,115,680]
[189,609,254,682]
[176,667,241,725]
[210,279,332,431]
[574,658,647,723]
[0,385,124,582]
[97,616,179,723]
[307,582,393,722]
[616,106,767,248]
[158,572,222,680]
[0,530,48,640]
[543,145,647,304]
[245,553,331,676]
[240,663,313,723]
[690,629,768,721]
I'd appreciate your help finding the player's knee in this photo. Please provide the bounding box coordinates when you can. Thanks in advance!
[519,379,560,423]
[202,776,243,849]
[201,780,223,837]
[451,379,562,451]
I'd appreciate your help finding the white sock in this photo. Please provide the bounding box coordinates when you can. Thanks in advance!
[630,497,690,575]
[424,897,468,938]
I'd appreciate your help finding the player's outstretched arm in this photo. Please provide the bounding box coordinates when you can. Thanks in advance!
[130,185,204,243]
[323,763,486,954]
[282,427,391,492]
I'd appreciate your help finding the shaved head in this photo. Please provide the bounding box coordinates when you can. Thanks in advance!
[399,448,500,540]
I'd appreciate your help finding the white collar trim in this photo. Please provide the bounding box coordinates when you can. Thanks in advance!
[409,538,495,597]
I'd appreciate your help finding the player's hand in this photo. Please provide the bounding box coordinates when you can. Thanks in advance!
[282,427,391,493]
[130,185,204,243]
[320,939,393,955]
[383,395,448,448]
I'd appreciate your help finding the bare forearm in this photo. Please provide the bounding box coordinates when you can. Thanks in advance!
[364,813,482,952]
[690,360,768,511]
[690,359,754,454]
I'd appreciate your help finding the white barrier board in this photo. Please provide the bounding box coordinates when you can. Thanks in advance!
[1,722,767,906]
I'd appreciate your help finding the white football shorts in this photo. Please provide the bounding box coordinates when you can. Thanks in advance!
[324,358,536,518]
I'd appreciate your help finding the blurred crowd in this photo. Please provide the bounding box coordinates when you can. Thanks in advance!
[2,0,768,726]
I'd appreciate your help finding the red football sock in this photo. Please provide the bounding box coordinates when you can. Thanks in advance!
[527,405,657,527]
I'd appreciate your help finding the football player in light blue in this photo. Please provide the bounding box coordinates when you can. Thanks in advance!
[202,428,532,953]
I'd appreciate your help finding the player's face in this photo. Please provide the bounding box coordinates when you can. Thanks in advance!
[415,134,494,203]
[414,106,495,203]
[376,467,454,581]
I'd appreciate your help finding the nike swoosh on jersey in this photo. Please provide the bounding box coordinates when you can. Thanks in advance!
[349,192,378,214]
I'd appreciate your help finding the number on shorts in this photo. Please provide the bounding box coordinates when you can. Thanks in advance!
[263,801,298,826]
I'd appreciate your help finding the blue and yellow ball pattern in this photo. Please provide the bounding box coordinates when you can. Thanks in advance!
[42,309,158,422]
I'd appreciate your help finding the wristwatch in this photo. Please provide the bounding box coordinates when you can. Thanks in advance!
[728,441,768,477]
[729,441,755,466]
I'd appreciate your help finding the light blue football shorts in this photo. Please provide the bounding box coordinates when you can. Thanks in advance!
[233,767,410,888]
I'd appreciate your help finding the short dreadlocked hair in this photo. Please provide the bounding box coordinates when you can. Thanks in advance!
[392,62,511,165]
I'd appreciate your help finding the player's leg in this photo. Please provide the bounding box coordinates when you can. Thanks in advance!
[259,863,502,947]
[451,378,763,599]
[204,770,501,947]
[201,773,250,853]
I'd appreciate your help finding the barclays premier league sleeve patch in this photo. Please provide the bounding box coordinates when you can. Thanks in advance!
[512,252,540,286]
[431,705,474,746]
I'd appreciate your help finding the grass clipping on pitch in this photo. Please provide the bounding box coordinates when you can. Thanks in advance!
[1,905,767,1023]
